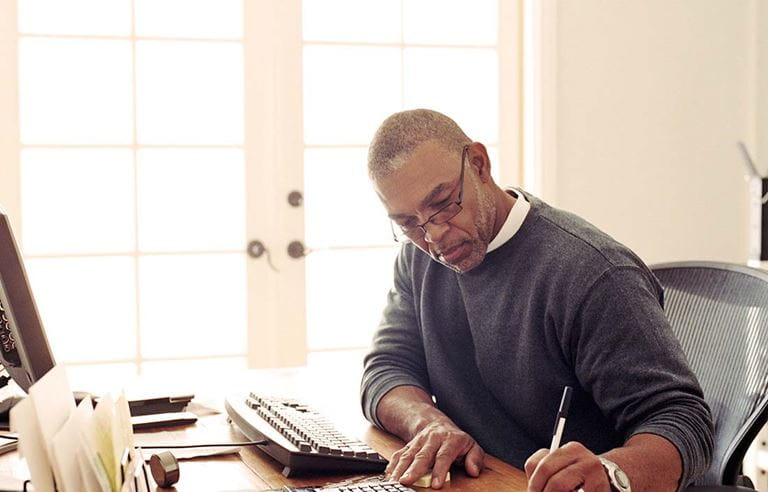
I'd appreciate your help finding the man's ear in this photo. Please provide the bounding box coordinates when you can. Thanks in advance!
[467,142,492,183]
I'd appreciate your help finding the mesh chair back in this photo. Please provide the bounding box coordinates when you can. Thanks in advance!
[651,261,768,486]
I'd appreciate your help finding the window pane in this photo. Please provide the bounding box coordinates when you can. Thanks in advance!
[307,349,366,374]
[66,363,138,394]
[24,256,137,362]
[21,149,134,255]
[404,47,498,144]
[306,247,398,350]
[303,0,400,43]
[136,148,245,252]
[135,41,244,145]
[139,254,246,358]
[18,38,133,144]
[135,0,242,39]
[304,46,401,145]
[18,0,131,36]
[403,0,497,45]
[141,357,246,390]
[304,148,391,248]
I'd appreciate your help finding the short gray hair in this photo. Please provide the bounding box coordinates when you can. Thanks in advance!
[367,109,471,180]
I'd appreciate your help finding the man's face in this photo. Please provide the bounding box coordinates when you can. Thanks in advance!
[375,141,496,273]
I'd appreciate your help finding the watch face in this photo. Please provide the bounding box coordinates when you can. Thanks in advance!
[614,469,631,489]
[600,457,631,492]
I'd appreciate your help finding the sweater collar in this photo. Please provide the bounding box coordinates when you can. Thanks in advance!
[486,188,530,253]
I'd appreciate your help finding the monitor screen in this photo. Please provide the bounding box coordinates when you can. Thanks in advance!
[0,209,55,393]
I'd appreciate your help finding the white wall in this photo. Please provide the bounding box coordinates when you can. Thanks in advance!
[0,1,20,235]
[759,1,768,173]
[546,0,756,265]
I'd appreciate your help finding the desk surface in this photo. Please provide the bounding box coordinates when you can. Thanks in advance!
[0,367,528,491]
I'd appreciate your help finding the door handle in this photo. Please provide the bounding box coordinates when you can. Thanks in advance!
[247,240,278,272]
[287,241,307,259]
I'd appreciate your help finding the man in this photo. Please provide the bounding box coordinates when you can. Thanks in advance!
[360,109,713,491]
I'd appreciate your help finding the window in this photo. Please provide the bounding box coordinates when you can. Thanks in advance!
[7,0,248,390]
[0,0,521,387]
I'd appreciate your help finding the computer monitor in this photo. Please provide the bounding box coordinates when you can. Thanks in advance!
[0,208,55,397]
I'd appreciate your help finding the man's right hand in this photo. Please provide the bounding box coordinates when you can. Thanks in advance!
[376,386,485,489]
[385,416,485,488]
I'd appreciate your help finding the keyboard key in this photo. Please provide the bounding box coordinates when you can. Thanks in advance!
[298,442,312,452]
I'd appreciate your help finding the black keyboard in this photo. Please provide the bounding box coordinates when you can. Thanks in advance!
[225,393,388,477]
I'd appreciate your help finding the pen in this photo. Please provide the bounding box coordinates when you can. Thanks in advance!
[549,386,573,452]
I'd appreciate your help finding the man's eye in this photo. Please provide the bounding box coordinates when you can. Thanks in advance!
[433,198,452,209]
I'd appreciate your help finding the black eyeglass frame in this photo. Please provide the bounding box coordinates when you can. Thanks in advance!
[390,145,469,242]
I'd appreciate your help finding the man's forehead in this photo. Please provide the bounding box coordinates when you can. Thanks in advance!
[384,141,455,182]
[374,141,457,215]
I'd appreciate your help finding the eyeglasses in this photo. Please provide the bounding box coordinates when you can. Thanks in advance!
[390,145,468,242]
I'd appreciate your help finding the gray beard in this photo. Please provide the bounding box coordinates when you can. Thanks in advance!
[446,179,495,273]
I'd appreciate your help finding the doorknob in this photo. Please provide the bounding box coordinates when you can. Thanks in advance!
[247,240,278,271]
[287,241,306,259]
[247,240,266,258]
[287,190,303,207]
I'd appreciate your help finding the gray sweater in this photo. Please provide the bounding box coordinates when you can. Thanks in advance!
[361,193,713,487]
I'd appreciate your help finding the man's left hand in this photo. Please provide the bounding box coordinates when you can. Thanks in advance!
[525,441,610,491]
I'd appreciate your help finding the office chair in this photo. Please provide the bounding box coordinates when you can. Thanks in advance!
[651,261,768,491]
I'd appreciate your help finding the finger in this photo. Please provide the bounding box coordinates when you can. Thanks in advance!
[550,456,608,492]
[527,450,580,492]
[463,443,485,477]
[388,445,418,482]
[385,448,403,476]
[429,441,459,488]
[525,448,548,479]
[399,439,442,485]
[542,457,609,492]
[539,464,587,492]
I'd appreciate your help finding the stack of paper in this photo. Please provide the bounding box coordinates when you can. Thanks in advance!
[10,366,148,492]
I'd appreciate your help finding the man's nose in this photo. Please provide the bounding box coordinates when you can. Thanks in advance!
[422,221,449,243]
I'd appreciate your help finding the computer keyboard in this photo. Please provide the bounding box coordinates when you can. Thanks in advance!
[270,481,414,491]
[225,392,388,477]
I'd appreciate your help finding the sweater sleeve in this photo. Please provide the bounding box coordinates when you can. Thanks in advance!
[360,246,432,429]
[569,266,714,489]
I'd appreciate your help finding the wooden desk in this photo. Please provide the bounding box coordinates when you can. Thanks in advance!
[131,413,527,491]
[0,367,528,491]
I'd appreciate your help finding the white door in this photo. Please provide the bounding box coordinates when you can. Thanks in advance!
[0,0,304,390]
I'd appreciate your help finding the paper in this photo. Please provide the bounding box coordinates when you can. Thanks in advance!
[76,443,110,492]
[135,428,239,460]
[76,449,98,492]
[51,417,84,491]
[29,365,75,490]
[119,448,149,492]
[89,394,120,492]
[50,396,94,492]
[9,396,55,492]
[115,394,134,451]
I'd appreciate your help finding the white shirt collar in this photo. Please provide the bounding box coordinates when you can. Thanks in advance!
[486,188,530,253]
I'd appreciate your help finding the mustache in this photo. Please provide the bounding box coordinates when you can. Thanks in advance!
[434,241,467,257]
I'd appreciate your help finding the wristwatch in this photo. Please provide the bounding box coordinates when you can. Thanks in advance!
[599,457,632,492]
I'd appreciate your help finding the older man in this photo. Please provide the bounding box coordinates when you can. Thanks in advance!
[360,109,713,491]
